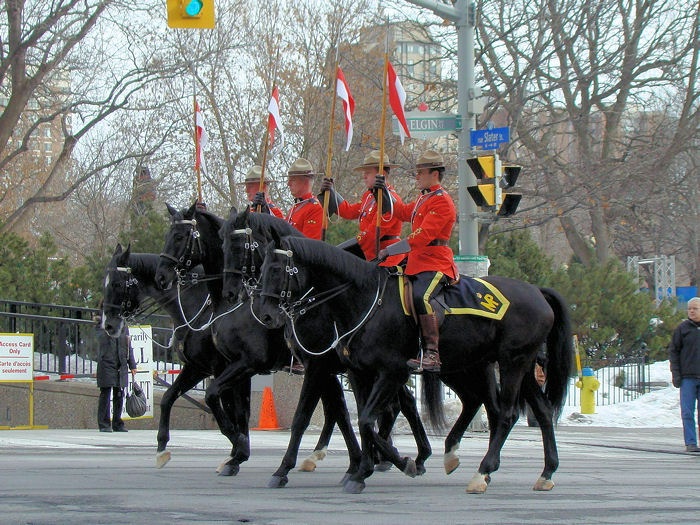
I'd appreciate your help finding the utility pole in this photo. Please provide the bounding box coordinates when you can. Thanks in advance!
[403,0,487,276]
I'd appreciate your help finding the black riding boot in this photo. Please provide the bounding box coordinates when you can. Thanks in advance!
[407,313,441,372]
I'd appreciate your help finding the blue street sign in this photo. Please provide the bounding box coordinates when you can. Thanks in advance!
[470,127,510,150]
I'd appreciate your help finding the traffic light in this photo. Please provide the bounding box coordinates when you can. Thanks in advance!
[167,0,215,29]
[467,154,522,217]
[498,165,522,217]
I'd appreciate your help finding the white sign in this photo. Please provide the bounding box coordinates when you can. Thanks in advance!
[0,333,34,382]
[124,325,155,419]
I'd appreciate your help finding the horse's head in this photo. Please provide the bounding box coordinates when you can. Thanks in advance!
[220,206,256,303]
[255,236,308,329]
[101,243,140,337]
[222,208,306,304]
[156,202,207,290]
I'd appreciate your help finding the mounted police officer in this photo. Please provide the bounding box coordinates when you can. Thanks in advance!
[378,150,457,372]
[318,150,404,264]
[284,158,323,240]
[244,165,284,218]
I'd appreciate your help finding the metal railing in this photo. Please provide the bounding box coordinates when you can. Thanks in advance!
[0,300,196,387]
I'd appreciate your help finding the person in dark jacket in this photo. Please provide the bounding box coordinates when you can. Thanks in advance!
[668,297,700,453]
[95,315,137,432]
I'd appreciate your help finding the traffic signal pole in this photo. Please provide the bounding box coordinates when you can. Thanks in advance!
[404,1,487,275]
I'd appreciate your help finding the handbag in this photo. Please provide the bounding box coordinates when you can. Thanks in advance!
[125,381,148,418]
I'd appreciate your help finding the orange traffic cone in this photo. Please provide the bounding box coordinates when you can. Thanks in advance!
[252,386,282,430]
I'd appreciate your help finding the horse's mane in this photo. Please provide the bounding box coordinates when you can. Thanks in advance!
[122,253,161,279]
[281,236,378,288]
[194,209,225,232]
[242,209,302,240]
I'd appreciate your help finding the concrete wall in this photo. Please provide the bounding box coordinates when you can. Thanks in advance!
[0,373,322,430]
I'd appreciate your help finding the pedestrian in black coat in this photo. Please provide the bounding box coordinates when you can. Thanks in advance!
[95,316,137,432]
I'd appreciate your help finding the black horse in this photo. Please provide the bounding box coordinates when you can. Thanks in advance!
[254,233,573,494]
[154,203,376,487]
[100,243,250,474]
[219,207,433,482]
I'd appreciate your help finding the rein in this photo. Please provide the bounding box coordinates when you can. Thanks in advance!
[269,248,385,356]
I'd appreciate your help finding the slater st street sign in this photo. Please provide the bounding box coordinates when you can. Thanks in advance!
[470,126,510,150]
[392,110,461,139]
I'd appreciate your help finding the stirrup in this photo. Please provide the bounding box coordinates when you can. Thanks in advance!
[407,351,441,373]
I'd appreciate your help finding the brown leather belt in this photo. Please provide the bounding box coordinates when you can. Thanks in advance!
[428,239,449,246]
[380,235,401,242]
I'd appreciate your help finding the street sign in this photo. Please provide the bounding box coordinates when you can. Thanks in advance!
[470,126,510,150]
[393,110,460,139]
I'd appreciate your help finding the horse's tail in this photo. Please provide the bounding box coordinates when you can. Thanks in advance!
[540,287,574,420]
[421,371,446,432]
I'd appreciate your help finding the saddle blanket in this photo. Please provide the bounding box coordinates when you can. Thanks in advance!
[398,273,510,320]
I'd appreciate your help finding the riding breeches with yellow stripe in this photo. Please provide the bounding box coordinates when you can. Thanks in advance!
[411,271,446,315]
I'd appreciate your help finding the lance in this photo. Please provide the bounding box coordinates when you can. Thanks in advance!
[191,65,203,207]
[258,50,281,213]
[194,97,203,205]
[321,50,341,242]
[375,50,390,259]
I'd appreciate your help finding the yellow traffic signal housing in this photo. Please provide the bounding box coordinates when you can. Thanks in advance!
[466,156,496,181]
[467,182,496,207]
[467,154,522,216]
[167,0,215,29]
[467,155,498,209]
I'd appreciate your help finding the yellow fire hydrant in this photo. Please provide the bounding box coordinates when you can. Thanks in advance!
[575,367,600,414]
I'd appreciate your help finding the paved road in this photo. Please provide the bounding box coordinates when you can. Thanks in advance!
[1,427,698,524]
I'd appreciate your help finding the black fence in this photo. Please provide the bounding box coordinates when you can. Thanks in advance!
[0,300,177,379]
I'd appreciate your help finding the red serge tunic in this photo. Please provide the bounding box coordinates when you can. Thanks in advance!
[267,200,284,219]
[286,193,323,240]
[251,199,284,219]
[337,186,403,264]
[393,184,458,279]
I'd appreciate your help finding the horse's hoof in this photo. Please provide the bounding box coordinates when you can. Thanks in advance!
[444,453,460,475]
[218,463,240,477]
[533,476,555,491]
[155,451,171,469]
[465,472,490,494]
[416,464,426,476]
[402,458,417,478]
[343,480,366,494]
[374,460,393,472]
[338,472,352,486]
[267,475,288,488]
[215,456,233,474]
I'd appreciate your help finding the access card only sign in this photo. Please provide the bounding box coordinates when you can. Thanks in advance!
[0,333,34,381]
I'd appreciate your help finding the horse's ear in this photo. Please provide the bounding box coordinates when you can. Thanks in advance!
[114,243,123,256]
[186,202,198,218]
[165,203,177,217]
[228,206,238,220]
[124,243,131,258]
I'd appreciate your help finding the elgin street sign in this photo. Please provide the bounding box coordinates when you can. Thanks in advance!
[393,110,461,139]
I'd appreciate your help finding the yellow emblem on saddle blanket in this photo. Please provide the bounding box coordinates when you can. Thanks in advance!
[397,270,509,320]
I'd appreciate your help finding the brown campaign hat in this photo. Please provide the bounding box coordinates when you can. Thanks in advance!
[415,150,445,169]
[353,150,399,171]
[287,158,317,177]
[238,165,264,185]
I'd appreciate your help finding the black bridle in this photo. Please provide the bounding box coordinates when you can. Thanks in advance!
[261,247,353,319]
[103,265,141,318]
[223,227,264,298]
[159,217,205,272]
